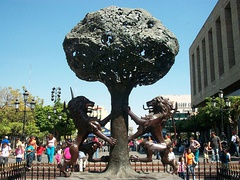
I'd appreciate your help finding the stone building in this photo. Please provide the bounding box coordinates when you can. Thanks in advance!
[189,0,240,106]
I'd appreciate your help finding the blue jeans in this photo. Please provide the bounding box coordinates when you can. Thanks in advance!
[16,157,22,163]
[37,155,42,162]
[26,153,33,168]
[212,148,220,162]
[46,146,55,163]
[187,165,195,180]
[233,143,239,156]
[178,172,186,179]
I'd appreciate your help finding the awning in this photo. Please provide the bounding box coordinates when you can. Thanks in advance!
[88,127,111,138]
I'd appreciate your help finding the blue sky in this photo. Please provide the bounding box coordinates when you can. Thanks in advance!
[0,0,218,130]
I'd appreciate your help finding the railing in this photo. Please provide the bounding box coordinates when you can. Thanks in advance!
[0,162,26,180]
[218,164,240,180]
[1,161,240,180]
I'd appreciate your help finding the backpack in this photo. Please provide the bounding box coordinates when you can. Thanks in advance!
[236,135,239,143]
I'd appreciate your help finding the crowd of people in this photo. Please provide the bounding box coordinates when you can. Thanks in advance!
[126,131,237,180]
[0,134,89,172]
[1,130,239,177]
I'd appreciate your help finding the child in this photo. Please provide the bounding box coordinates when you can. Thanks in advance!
[55,146,63,166]
[177,156,186,179]
[185,148,196,180]
[63,143,71,171]
[203,143,210,163]
[15,145,24,163]
[36,143,46,163]
[25,142,34,170]
[221,149,230,167]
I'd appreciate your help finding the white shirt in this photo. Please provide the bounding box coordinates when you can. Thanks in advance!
[168,152,175,161]
[1,145,11,157]
[231,135,238,143]
[15,148,24,158]
[47,137,56,147]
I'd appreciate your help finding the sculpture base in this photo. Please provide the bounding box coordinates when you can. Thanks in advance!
[56,172,182,180]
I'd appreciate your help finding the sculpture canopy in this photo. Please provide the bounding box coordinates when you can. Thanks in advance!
[63,6,179,90]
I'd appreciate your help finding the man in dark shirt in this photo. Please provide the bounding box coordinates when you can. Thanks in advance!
[208,131,222,162]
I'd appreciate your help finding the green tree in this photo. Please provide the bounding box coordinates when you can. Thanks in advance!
[34,101,75,142]
[229,96,240,134]
[0,87,40,139]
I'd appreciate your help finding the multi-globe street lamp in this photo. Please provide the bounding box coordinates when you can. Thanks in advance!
[51,87,61,103]
[47,109,62,136]
[48,87,61,136]
[212,89,231,140]
[14,89,36,139]
[191,105,197,139]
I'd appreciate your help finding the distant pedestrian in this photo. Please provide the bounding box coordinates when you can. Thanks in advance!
[0,143,12,165]
[15,145,24,163]
[25,141,34,170]
[77,151,87,172]
[92,136,99,158]
[166,147,175,173]
[46,134,57,164]
[36,143,45,163]
[63,142,71,171]
[185,148,196,180]
[177,156,186,179]
[189,137,201,165]
[203,143,210,163]
[15,138,22,149]
[221,149,230,167]
[55,146,63,166]
[1,136,10,149]
[29,136,37,161]
[164,134,171,145]
[208,131,222,162]
[231,132,239,157]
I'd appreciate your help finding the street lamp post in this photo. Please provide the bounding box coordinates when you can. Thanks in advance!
[14,89,36,140]
[48,87,61,136]
[192,105,196,139]
[48,110,62,136]
[51,87,61,103]
[212,89,231,140]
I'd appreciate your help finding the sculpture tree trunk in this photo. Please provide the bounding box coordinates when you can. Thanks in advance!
[105,86,137,177]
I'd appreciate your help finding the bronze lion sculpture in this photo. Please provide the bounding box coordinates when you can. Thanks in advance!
[123,96,178,173]
[60,92,116,177]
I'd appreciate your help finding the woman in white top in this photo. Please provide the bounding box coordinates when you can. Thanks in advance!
[46,134,57,164]
[1,143,12,165]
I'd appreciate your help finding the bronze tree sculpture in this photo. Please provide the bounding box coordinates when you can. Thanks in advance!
[63,6,179,178]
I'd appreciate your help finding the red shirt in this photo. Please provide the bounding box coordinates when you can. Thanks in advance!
[36,146,46,155]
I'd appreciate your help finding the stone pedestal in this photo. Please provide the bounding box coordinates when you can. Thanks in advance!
[56,172,182,180]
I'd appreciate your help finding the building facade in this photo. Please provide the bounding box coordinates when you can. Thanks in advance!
[166,95,192,114]
[189,0,240,106]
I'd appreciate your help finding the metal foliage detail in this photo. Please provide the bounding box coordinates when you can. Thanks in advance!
[63,6,179,88]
